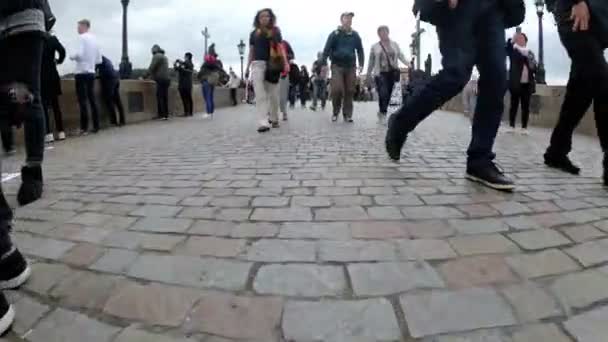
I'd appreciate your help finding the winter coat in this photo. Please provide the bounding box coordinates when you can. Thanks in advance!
[322,27,364,68]
[506,39,537,94]
[198,57,221,86]
[41,33,65,98]
[146,45,170,81]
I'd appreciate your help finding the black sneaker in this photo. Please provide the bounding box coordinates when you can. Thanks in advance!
[331,115,338,122]
[544,154,581,175]
[466,163,515,192]
[0,293,15,336]
[0,248,30,290]
[385,115,406,161]
[346,118,354,123]
[310,106,317,111]
[257,126,270,133]
[17,166,43,206]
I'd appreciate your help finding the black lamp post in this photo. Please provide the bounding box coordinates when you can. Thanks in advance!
[237,39,246,79]
[535,0,547,84]
[119,0,132,79]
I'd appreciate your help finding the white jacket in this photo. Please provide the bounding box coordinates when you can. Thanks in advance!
[367,40,407,77]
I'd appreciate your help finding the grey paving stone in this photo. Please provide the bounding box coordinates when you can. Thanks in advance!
[130,217,193,233]
[251,208,312,222]
[188,220,235,236]
[331,195,373,206]
[24,263,72,295]
[90,249,139,274]
[315,206,369,221]
[367,206,404,220]
[316,187,358,196]
[68,212,115,226]
[449,234,521,256]
[500,283,563,323]
[448,218,510,235]
[397,239,458,260]
[27,308,121,342]
[550,271,608,311]
[565,239,608,267]
[177,207,217,220]
[254,264,346,297]
[245,240,316,262]
[209,196,251,208]
[506,249,581,279]
[291,196,332,207]
[101,231,146,249]
[404,220,457,239]
[504,216,543,231]
[490,201,533,215]
[512,324,572,342]
[360,187,397,195]
[51,271,124,310]
[319,240,397,262]
[279,222,351,240]
[509,229,572,250]
[129,205,182,217]
[428,330,511,342]
[561,225,606,243]
[114,326,196,342]
[181,236,246,258]
[180,196,212,207]
[140,233,185,251]
[402,206,465,220]
[231,222,279,238]
[282,299,401,341]
[127,255,252,290]
[564,305,608,342]
[400,288,516,338]
[251,196,289,207]
[12,296,51,336]
[348,262,445,296]
[13,233,75,260]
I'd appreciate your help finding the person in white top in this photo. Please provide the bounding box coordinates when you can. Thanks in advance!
[228,69,241,106]
[367,26,408,119]
[69,19,101,134]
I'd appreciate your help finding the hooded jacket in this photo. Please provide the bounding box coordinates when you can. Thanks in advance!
[146,44,170,81]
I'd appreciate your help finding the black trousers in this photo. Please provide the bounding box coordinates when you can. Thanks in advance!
[375,72,397,114]
[42,94,64,133]
[75,73,100,131]
[230,88,238,106]
[102,81,125,125]
[156,79,170,118]
[546,25,608,158]
[179,87,193,115]
[509,83,532,128]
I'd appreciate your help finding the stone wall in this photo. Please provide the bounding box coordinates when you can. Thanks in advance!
[442,85,598,137]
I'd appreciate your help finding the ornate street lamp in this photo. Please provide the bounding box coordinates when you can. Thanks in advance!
[119,0,132,79]
[535,0,547,84]
[237,39,246,79]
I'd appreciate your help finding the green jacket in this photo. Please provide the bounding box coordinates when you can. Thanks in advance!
[146,46,169,81]
[322,27,364,69]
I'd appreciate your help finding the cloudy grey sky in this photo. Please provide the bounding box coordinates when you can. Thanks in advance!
[52,0,584,85]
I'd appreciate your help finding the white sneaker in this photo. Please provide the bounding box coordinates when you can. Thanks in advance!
[44,134,54,143]
[57,132,66,140]
[202,114,210,119]
[520,128,529,135]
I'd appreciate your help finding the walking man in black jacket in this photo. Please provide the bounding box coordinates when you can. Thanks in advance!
[386,0,521,191]
[543,0,608,187]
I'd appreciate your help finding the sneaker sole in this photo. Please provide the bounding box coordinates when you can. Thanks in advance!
[0,305,14,336]
[0,265,31,290]
[466,174,515,192]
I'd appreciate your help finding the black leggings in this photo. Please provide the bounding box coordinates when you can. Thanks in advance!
[509,84,532,128]
[179,87,193,115]
[42,95,64,133]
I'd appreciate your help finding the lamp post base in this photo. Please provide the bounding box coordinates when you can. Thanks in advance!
[119,59,132,80]
[536,64,546,85]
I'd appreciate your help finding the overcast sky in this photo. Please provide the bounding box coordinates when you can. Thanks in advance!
[52,0,594,85]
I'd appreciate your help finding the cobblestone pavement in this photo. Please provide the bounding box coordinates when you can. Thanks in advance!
[1,102,607,341]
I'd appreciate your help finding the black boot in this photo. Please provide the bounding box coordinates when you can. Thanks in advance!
[17,166,43,206]
[603,154,608,187]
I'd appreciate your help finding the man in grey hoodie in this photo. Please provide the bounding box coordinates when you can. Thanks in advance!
[145,44,171,120]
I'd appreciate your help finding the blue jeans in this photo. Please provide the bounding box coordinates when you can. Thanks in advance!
[388,0,506,168]
[202,81,215,114]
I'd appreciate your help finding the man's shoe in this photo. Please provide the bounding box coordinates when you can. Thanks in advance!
[544,154,581,175]
[331,115,338,122]
[57,132,66,140]
[0,248,30,290]
[345,117,354,123]
[0,293,15,336]
[257,126,270,133]
[466,163,515,192]
[17,166,43,206]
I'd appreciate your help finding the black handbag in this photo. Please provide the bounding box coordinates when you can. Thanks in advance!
[588,0,608,48]
[502,0,526,28]
[379,42,401,82]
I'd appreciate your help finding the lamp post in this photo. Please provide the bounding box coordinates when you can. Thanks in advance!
[237,39,246,79]
[119,0,132,79]
[535,0,547,84]
[202,27,210,55]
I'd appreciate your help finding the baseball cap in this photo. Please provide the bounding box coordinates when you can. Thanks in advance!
[341,12,355,19]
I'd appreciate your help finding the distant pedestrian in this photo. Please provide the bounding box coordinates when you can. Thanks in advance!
[41,30,66,142]
[507,32,537,134]
[246,8,290,133]
[299,66,310,108]
[228,68,241,106]
[279,40,295,120]
[462,74,478,122]
[288,62,300,108]
[97,56,125,126]
[310,52,329,111]
[70,19,101,134]
[367,25,407,119]
[198,54,221,117]
[144,44,170,120]
[322,12,364,123]
[175,52,194,116]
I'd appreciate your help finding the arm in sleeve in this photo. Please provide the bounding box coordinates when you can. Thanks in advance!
[396,43,408,66]
[322,32,335,64]
[145,56,158,79]
[366,47,375,78]
[69,36,85,61]
[55,37,66,64]
[356,33,365,68]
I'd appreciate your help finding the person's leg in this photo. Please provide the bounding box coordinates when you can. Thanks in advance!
[375,75,386,114]
[113,83,126,125]
[186,87,193,115]
[155,81,162,118]
[268,81,280,124]
[331,65,344,118]
[75,74,89,131]
[279,77,288,116]
[252,62,270,129]
[41,96,52,135]
[320,81,328,109]
[509,88,520,128]
[210,85,215,114]
[520,85,531,129]
[202,81,210,114]
[311,80,319,109]
[51,96,64,133]
[289,84,296,107]
[178,87,188,115]
[85,74,100,131]
[162,80,170,118]
[0,127,13,154]
[101,81,117,125]
[386,74,396,110]
[343,67,356,120]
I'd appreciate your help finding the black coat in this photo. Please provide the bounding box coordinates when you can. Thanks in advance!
[41,34,65,98]
[506,39,537,94]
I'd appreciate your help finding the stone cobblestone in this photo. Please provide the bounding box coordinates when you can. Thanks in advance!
[7,103,607,339]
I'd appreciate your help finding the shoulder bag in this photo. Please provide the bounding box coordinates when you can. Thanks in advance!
[379,42,401,83]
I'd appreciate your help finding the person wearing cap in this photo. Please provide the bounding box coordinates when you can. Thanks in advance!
[70,19,102,134]
[322,11,364,123]
[385,0,518,191]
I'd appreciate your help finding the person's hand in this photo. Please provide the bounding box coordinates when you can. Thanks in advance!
[448,0,458,10]
[571,1,590,32]
[283,63,290,75]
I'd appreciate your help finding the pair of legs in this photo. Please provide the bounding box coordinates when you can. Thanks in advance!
[288,83,297,108]
[386,0,512,189]
[375,72,397,115]
[42,94,64,136]
[155,79,170,119]
[299,83,308,107]
[331,65,356,120]
[229,88,238,106]
[279,76,289,118]
[75,73,100,132]
[179,86,193,116]
[251,61,280,129]
[311,79,328,110]
[545,21,608,183]
[509,84,531,128]
[202,81,215,114]
[101,81,125,125]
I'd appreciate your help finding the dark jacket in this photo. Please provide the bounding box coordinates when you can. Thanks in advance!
[198,61,221,86]
[506,39,537,93]
[96,56,119,86]
[299,69,310,87]
[175,60,194,89]
[288,63,300,85]
[41,33,65,98]
[322,27,364,68]
[146,45,170,81]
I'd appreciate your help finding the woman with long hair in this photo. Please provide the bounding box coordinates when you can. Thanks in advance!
[246,8,290,133]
